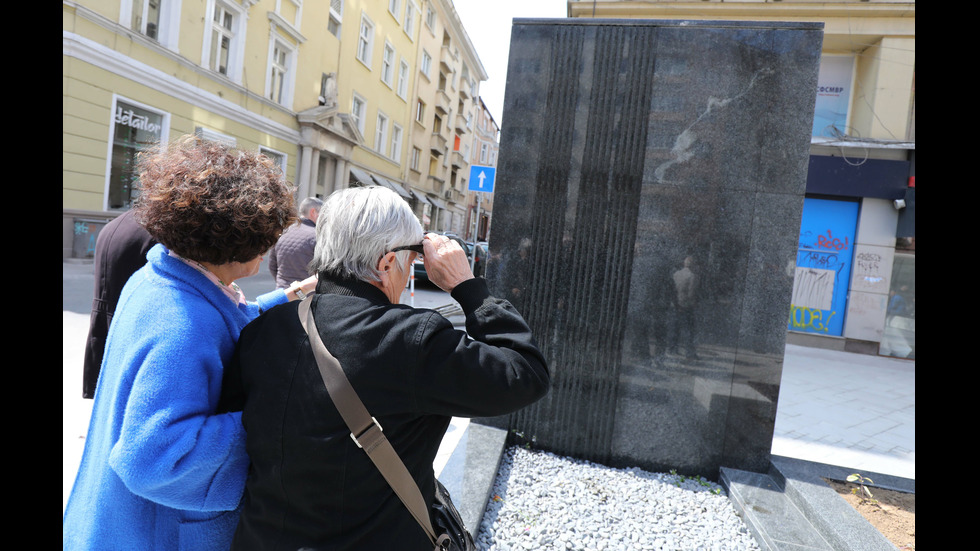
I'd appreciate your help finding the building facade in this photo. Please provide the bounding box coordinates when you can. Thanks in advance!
[567,0,915,358]
[465,96,499,241]
[402,0,488,235]
[63,0,487,258]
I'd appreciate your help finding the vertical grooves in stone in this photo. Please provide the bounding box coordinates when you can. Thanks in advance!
[563,25,625,461]
[596,26,658,451]
[509,25,582,445]
[513,25,658,463]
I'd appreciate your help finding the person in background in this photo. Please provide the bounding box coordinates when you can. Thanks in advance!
[671,256,699,360]
[82,209,156,399]
[221,186,550,550]
[268,196,323,289]
[63,135,317,551]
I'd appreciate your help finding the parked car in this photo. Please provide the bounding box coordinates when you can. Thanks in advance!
[466,241,488,277]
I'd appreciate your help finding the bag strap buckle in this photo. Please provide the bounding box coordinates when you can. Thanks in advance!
[350,416,383,449]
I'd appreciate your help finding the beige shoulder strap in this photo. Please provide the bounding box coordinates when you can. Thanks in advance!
[297,297,444,549]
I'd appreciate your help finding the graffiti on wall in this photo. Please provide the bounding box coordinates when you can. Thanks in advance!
[788,199,859,336]
[73,220,99,257]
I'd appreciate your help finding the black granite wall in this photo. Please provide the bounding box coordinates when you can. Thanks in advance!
[479,19,823,476]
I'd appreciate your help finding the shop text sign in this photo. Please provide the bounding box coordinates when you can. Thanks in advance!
[115,105,162,134]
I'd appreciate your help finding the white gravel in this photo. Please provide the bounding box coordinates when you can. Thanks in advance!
[476,446,761,551]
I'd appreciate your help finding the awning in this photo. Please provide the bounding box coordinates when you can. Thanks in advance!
[410,189,431,205]
[428,196,448,210]
[349,167,373,186]
[371,175,411,198]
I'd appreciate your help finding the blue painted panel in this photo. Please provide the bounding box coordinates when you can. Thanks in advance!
[789,198,859,336]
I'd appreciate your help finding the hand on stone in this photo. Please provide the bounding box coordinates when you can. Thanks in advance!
[422,233,474,293]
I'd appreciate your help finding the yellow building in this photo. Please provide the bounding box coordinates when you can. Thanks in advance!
[567,0,915,358]
[400,0,487,235]
[63,0,487,258]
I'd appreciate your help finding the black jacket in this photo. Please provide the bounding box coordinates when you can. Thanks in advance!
[83,210,156,398]
[222,275,550,550]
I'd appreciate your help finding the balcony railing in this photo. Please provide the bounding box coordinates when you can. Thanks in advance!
[430,132,447,156]
[435,89,450,115]
[451,150,465,169]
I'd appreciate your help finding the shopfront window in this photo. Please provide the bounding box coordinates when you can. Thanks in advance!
[813,55,854,138]
[881,239,915,359]
[107,100,166,210]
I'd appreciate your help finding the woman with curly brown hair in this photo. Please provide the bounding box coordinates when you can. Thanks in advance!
[63,135,317,551]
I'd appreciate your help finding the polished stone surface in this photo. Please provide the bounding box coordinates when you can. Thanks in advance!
[479,19,822,476]
[721,467,835,551]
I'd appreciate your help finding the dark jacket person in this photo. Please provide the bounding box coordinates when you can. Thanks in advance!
[221,186,550,550]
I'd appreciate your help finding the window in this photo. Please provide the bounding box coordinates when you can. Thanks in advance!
[131,0,161,39]
[480,142,488,164]
[203,0,246,81]
[813,55,854,138]
[410,146,421,172]
[425,6,435,31]
[268,41,290,104]
[106,98,168,210]
[356,14,374,67]
[328,0,343,37]
[403,1,417,39]
[259,146,287,171]
[124,0,179,49]
[209,4,235,75]
[882,243,915,359]
[381,43,395,87]
[415,99,426,124]
[420,50,432,79]
[388,0,400,19]
[195,126,236,146]
[390,124,403,161]
[375,112,389,153]
[397,58,410,99]
[351,94,366,134]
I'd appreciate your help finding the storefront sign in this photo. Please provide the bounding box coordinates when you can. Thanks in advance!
[115,105,162,134]
[812,56,853,138]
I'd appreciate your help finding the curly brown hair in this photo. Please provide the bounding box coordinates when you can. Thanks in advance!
[132,135,297,265]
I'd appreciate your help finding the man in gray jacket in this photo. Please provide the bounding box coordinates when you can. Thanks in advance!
[268,196,323,289]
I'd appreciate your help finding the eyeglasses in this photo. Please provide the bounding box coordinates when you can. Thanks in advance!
[390,243,424,260]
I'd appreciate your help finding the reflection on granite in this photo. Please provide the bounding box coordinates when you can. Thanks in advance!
[478,19,822,477]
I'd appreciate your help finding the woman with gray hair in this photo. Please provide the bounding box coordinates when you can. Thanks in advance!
[220,186,550,550]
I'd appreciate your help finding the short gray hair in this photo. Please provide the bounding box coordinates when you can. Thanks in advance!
[310,186,423,282]
[299,196,323,217]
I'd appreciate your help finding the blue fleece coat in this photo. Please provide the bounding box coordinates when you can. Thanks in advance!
[63,244,287,551]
